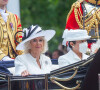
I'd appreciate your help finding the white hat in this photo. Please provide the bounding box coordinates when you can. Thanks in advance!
[16,25,56,50]
[62,29,91,46]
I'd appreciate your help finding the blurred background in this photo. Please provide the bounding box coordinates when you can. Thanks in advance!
[7,0,76,53]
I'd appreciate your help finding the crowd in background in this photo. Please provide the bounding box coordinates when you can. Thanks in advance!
[45,43,67,60]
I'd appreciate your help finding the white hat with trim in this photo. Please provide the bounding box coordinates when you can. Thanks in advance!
[16,25,56,50]
[62,29,91,46]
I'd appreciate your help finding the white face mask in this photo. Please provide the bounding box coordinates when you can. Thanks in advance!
[79,42,88,53]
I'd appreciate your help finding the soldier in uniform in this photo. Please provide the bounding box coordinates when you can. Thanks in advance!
[0,0,22,61]
[65,0,100,38]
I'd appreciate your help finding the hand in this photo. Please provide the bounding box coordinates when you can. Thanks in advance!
[94,48,98,53]
[21,70,30,77]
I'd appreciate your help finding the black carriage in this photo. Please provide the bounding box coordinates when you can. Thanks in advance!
[0,51,99,90]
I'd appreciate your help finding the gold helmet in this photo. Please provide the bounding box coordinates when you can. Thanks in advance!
[85,0,100,5]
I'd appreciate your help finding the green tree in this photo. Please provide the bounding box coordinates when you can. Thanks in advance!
[20,0,76,52]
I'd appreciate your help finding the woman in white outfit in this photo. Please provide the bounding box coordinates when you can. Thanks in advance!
[15,25,55,76]
[58,29,91,68]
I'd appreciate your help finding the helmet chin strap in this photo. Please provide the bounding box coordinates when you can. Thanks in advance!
[95,0,98,6]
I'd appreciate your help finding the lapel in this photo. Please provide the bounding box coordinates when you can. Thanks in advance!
[0,13,6,25]
[28,53,39,68]
[0,14,4,21]
[0,10,9,23]
[29,53,43,69]
[6,11,16,51]
[71,50,81,61]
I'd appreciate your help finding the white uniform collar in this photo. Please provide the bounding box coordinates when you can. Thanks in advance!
[84,2,99,14]
[0,8,9,22]
[28,53,42,66]
[70,49,88,60]
[0,9,5,13]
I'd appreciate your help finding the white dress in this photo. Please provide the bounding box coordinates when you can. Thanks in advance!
[58,50,89,68]
[15,53,52,76]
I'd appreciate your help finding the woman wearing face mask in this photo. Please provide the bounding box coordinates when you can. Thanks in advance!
[58,29,91,68]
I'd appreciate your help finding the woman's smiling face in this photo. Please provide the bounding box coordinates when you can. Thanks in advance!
[30,37,44,53]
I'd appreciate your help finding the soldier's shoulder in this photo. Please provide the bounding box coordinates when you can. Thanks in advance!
[72,0,83,7]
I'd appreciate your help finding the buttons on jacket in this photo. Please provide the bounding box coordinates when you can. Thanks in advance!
[4,36,7,40]
[2,42,7,46]
[3,29,7,33]
[1,22,5,26]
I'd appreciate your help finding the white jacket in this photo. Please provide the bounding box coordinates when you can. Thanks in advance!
[15,53,52,75]
[58,50,89,68]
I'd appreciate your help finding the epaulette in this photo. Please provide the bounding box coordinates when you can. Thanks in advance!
[66,0,84,22]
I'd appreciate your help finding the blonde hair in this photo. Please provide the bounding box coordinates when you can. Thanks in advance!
[24,37,48,54]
